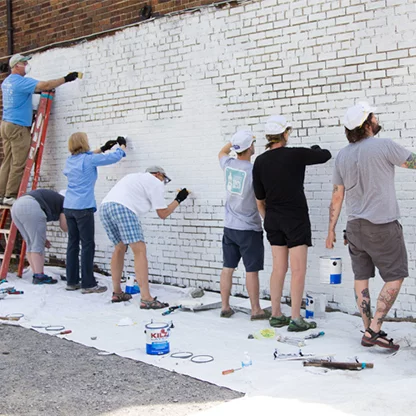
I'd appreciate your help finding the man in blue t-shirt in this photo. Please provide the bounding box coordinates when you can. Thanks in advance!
[0,53,80,206]
[218,130,270,321]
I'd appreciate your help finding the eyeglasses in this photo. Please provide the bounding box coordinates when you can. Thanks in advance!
[162,174,171,185]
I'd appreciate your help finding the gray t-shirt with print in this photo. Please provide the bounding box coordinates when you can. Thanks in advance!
[333,138,411,224]
[220,156,262,231]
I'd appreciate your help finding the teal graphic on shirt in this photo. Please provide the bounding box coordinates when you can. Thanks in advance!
[225,166,246,196]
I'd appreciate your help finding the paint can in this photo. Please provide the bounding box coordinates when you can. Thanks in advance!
[125,275,140,294]
[320,256,342,284]
[145,321,170,355]
[305,294,314,319]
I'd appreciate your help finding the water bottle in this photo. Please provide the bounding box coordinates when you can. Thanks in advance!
[125,275,140,295]
[241,352,252,368]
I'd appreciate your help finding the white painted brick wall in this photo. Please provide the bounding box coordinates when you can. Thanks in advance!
[28,0,416,317]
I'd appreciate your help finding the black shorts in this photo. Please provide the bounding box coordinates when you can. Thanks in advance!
[265,216,312,248]
[222,228,264,272]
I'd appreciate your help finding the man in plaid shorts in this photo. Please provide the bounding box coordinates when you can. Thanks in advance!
[100,166,189,305]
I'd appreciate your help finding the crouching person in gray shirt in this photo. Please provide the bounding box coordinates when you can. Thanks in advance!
[218,131,269,320]
[326,102,415,351]
[11,189,67,285]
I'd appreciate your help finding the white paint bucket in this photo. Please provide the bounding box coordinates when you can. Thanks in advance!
[145,321,170,355]
[320,256,342,284]
[305,294,314,319]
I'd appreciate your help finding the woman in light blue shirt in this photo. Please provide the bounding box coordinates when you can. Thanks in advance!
[63,132,126,294]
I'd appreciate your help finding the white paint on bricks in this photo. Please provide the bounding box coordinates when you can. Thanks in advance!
[27,0,416,317]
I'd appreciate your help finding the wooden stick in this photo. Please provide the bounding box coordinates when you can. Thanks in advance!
[303,360,374,370]
[0,316,21,321]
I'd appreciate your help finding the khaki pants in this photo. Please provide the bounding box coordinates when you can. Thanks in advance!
[0,121,32,198]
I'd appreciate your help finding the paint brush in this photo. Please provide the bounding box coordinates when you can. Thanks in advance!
[222,367,242,375]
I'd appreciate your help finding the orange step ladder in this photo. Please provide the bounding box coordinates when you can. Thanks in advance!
[0,91,55,279]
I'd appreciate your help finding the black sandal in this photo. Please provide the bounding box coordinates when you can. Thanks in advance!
[361,328,400,351]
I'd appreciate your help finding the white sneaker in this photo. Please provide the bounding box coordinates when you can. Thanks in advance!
[3,197,16,206]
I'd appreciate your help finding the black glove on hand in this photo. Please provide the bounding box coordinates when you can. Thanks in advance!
[100,140,118,153]
[311,145,322,150]
[175,188,189,204]
[117,136,127,147]
[64,72,79,83]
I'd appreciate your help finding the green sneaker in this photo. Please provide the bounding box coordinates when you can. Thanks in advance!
[269,314,291,328]
[287,317,317,332]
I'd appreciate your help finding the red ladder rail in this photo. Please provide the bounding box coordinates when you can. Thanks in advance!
[0,91,55,279]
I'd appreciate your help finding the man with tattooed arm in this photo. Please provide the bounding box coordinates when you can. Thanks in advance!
[326,102,414,351]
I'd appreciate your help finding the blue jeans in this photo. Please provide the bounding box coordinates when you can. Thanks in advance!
[64,208,96,289]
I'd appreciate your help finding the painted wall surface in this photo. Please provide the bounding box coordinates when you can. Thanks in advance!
[18,0,416,317]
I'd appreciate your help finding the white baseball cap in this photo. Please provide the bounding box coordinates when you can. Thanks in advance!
[343,101,377,130]
[265,115,291,135]
[9,53,32,68]
[230,130,255,152]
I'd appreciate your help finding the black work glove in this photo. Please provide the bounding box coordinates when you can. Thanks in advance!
[64,72,79,83]
[311,145,321,150]
[117,136,127,147]
[100,140,118,153]
[175,188,189,204]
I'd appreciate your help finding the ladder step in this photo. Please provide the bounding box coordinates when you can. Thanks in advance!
[0,229,11,234]
[0,205,11,210]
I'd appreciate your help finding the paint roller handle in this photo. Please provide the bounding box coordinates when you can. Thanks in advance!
[59,330,72,335]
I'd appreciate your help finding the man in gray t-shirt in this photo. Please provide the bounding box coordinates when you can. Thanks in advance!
[218,130,269,321]
[326,101,416,351]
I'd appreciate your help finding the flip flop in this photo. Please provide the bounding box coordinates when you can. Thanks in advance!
[220,309,235,318]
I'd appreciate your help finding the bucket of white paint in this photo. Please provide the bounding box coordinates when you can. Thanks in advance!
[145,321,170,355]
[320,256,342,284]
[125,275,140,295]
[305,294,314,319]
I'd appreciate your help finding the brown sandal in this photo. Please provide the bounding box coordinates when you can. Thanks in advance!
[140,297,169,310]
[361,328,400,351]
[111,292,132,303]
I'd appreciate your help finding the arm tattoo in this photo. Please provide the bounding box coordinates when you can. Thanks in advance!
[403,153,416,169]
[333,185,339,193]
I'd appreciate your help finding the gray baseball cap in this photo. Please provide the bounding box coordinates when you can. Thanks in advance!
[146,166,171,183]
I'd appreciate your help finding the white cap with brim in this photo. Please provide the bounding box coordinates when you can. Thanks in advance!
[265,115,291,135]
[343,101,377,130]
[9,53,32,68]
[230,130,255,153]
[146,165,171,181]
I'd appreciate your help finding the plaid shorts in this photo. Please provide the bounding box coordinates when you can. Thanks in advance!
[100,202,144,246]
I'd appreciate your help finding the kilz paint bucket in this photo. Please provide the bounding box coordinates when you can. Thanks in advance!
[320,256,342,284]
[145,321,170,355]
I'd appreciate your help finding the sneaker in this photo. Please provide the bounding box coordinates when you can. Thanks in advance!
[220,308,235,318]
[66,284,81,291]
[3,197,16,206]
[81,285,107,294]
[269,314,291,328]
[32,274,58,285]
[287,317,317,332]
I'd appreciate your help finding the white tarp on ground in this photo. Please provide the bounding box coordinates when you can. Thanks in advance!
[1,268,416,415]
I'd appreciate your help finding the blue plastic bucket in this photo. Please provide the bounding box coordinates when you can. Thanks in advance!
[145,322,170,355]
[320,256,342,284]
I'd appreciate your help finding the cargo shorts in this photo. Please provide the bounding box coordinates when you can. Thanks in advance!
[345,219,408,282]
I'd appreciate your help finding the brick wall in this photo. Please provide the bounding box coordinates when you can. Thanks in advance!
[3,0,416,317]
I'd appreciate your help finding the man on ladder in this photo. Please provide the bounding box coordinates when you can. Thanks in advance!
[0,53,80,205]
